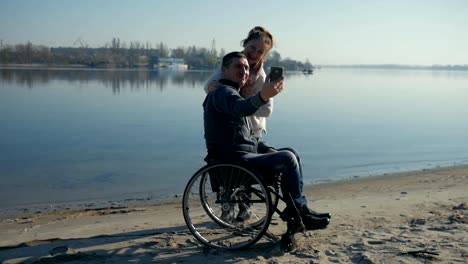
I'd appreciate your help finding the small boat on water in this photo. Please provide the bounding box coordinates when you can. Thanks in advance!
[302,68,313,74]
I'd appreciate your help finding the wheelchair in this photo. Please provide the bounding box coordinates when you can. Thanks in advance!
[182,161,286,250]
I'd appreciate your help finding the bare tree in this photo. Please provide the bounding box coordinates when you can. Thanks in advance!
[159,42,169,57]
[171,47,186,58]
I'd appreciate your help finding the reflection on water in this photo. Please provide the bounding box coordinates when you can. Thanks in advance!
[1,67,468,213]
[0,68,215,93]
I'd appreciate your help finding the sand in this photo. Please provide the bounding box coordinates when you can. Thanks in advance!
[0,165,467,263]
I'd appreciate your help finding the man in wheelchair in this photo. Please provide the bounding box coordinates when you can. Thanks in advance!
[203,52,331,242]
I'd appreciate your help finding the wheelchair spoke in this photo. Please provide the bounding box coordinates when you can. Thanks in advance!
[182,163,273,250]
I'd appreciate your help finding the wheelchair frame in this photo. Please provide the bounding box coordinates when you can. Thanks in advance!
[182,162,284,250]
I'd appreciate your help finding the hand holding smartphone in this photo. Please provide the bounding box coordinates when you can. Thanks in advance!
[260,66,284,101]
[269,66,283,82]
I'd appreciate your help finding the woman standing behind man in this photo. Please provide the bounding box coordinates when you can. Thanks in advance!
[204,26,276,222]
[204,26,275,149]
[204,26,331,227]
[204,26,310,186]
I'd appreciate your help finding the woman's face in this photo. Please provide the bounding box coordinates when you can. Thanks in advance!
[243,37,271,66]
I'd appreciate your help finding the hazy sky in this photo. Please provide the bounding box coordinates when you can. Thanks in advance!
[1,0,467,65]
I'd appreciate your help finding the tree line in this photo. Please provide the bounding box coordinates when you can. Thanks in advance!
[0,38,314,70]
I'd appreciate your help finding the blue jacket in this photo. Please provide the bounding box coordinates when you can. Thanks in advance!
[203,79,271,161]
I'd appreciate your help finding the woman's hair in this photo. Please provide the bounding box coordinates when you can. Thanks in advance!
[241,26,274,50]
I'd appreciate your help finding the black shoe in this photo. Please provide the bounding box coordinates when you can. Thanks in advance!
[286,205,330,230]
[301,214,329,230]
[220,203,235,223]
[281,206,331,221]
[279,232,296,252]
[280,215,303,252]
[301,206,331,219]
[280,206,296,222]
[281,206,306,234]
[235,202,251,222]
[282,205,329,231]
[286,215,305,234]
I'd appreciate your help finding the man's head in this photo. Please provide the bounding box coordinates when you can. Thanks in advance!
[221,52,249,88]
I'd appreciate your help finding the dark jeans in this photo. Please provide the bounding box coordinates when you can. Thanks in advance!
[239,147,307,210]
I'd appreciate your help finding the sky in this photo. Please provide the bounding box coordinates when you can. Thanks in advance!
[1,0,467,65]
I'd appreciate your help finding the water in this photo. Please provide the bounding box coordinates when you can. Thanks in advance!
[1,67,468,211]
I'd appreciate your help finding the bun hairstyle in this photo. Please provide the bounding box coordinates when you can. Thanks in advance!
[241,26,274,50]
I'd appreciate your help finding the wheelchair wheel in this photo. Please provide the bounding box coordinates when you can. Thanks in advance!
[182,163,273,250]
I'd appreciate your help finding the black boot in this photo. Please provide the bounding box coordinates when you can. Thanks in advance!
[282,206,331,221]
[301,206,331,219]
[279,210,304,252]
[299,206,330,230]
[279,232,296,252]
[280,206,305,232]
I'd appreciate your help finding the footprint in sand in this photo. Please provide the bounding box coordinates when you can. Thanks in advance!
[49,246,69,256]
[365,240,386,245]
[409,218,426,226]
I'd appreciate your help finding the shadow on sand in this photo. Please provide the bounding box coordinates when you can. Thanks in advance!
[0,224,283,263]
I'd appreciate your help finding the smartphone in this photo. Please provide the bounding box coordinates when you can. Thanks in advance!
[269,66,283,82]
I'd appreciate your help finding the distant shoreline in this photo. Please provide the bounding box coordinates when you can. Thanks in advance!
[0,64,218,71]
[322,64,468,71]
[2,63,468,71]
[0,63,89,68]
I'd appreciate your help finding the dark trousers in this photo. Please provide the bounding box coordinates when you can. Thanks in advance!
[240,147,307,210]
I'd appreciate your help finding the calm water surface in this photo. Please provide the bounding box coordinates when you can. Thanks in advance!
[1,67,467,211]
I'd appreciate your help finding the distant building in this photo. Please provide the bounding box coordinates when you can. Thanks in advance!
[51,47,98,57]
[151,57,188,70]
[133,55,149,67]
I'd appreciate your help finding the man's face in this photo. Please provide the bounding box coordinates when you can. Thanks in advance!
[222,57,249,87]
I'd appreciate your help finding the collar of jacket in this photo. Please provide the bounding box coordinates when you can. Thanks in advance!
[219,79,240,90]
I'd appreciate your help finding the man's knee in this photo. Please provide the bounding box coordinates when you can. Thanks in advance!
[277,150,299,168]
[278,147,300,161]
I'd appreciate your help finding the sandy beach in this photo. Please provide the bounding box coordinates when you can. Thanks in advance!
[1,165,467,264]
